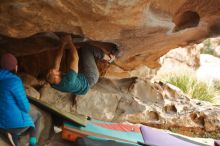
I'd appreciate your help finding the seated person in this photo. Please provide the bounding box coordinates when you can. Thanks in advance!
[47,35,120,95]
[0,53,42,146]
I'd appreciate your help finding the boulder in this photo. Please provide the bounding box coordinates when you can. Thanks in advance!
[157,46,200,76]
[1,0,220,73]
[75,90,121,121]
[24,85,40,99]
[18,72,45,87]
[103,64,157,79]
[39,83,75,113]
[26,77,220,132]
[75,77,220,132]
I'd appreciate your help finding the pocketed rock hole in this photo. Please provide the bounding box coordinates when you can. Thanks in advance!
[148,111,159,121]
[190,113,205,126]
[164,104,177,114]
[173,11,200,32]
[210,22,220,36]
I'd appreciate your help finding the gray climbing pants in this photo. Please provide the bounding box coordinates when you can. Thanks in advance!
[78,45,104,87]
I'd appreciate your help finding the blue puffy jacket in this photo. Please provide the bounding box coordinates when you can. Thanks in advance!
[0,69,34,129]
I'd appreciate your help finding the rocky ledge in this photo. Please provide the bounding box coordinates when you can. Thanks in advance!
[23,73,220,133]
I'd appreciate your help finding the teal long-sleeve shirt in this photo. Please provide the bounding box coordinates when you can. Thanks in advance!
[52,69,89,95]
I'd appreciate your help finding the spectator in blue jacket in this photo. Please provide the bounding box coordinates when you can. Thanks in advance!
[0,53,41,146]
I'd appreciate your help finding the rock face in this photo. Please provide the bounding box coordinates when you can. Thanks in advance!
[24,85,41,99]
[198,37,220,57]
[157,46,200,76]
[103,64,158,79]
[1,0,220,71]
[38,77,220,132]
[40,83,75,113]
[76,78,220,132]
[76,78,220,131]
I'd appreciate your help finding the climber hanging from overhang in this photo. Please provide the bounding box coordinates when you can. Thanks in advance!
[46,34,120,95]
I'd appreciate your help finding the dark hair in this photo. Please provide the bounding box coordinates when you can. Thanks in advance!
[85,41,122,57]
[100,42,121,57]
[109,44,120,56]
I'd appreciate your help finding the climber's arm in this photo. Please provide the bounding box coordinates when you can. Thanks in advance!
[66,35,79,73]
[53,38,66,70]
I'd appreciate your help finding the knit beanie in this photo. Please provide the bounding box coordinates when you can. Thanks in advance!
[0,53,18,71]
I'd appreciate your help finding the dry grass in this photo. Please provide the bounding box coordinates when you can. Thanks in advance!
[160,73,217,102]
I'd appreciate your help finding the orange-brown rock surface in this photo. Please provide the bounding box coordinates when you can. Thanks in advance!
[1,0,220,71]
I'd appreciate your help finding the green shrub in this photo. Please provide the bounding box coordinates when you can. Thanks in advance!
[200,39,215,55]
[189,82,214,102]
[162,73,215,102]
[165,74,192,93]
[213,80,220,91]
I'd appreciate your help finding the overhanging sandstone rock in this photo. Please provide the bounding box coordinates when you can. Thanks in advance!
[1,0,220,70]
